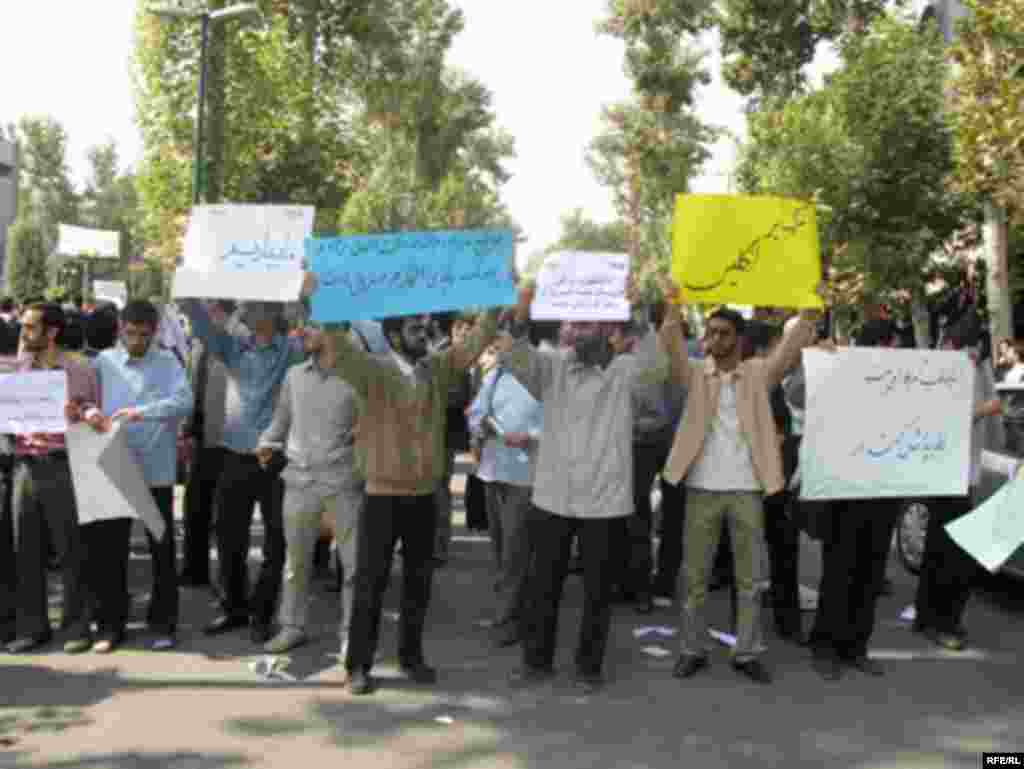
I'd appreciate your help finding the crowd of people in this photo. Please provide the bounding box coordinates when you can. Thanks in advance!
[0,268,1004,696]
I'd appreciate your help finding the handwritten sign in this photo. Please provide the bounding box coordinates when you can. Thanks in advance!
[308,229,515,322]
[800,348,975,500]
[58,224,120,259]
[67,422,166,540]
[93,280,127,309]
[672,194,823,308]
[0,371,68,434]
[173,204,314,302]
[531,251,630,321]
[946,473,1024,573]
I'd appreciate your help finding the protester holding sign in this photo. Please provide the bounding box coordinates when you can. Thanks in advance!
[807,319,905,681]
[179,298,306,645]
[497,277,673,695]
[322,301,501,695]
[913,313,1002,652]
[87,301,193,652]
[658,275,818,686]
[4,303,99,655]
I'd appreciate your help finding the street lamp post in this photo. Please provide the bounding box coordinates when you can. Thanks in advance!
[148,3,261,205]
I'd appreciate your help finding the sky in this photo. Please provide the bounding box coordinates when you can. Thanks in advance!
[0,1,833,256]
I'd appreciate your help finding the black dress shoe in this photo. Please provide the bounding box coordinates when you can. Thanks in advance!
[6,632,53,654]
[846,656,885,677]
[672,653,709,679]
[493,625,521,648]
[203,614,248,636]
[572,671,605,695]
[634,595,655,615]
[250,622,273,645]
[811,655,842,681]
[347,669,375,695]
[731,658,773,684]
[399,660,438,684]
[509,665,555,688]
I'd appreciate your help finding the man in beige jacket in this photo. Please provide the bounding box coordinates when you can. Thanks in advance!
[657,275,818,684]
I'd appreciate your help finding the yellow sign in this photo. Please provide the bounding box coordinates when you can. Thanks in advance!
[672,194,823,308]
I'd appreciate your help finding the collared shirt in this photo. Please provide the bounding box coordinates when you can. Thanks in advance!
[180,300,304,453]
[467,366,544,488]
[499,331,669,519]
[92,343,193,487]
[13,350,100,457]
[686,372,760,491]
[258,358,361,491]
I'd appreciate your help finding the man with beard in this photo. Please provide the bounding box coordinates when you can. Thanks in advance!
[498,283,671,694]
[323,309,500,695]
[659,276,818,685]
[5,303,98,654]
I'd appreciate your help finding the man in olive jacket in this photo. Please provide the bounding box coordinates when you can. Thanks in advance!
[326,308,499,695]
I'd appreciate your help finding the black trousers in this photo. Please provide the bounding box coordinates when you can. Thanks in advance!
[652,479,686,598]
[213,451,285,626]
[764,490,801,635]
[914,495,979,634]
[346,494,437,673]
[146,487,179,633]
[80,518,133,641]
[0,463,15,638]
[181,446,226,584]
[811,498,899,660]
[523,511,621,677]
[621,442,669,598]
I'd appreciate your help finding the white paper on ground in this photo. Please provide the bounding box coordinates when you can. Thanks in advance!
[641,646,672,658]
[434,716,455,725]
[633,626,678,639]
[66,422,166,540]
[709,629,737,648]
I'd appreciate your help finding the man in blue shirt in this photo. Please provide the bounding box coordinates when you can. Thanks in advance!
[179,298,305,643]
[88,300,193,651]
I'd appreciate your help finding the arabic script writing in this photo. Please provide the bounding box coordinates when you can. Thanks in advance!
[851,417,948,462]
[684,201,814,294]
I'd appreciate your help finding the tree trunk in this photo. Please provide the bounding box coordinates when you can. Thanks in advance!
[983,201,1013,347]
[204,0,228,204]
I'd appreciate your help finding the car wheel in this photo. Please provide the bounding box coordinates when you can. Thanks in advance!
[897,500,930,576]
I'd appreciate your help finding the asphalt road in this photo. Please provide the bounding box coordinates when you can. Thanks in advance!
[2,470,1023,769]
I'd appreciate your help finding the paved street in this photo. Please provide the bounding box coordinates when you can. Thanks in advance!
[2,466,1024,769]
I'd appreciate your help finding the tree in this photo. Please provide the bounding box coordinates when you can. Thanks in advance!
[547,209,629,254]
[592,1,719,292]
[715,0,890,98]
[736,14,979,339]
[13,116,79,247]
[947,0,1024,224]
[6,217,50,303]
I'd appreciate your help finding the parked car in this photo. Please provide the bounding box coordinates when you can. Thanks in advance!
[896,448,1024,579]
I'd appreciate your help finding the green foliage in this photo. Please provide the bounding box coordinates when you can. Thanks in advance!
[6,217,50,303]
[736,13,979,302]
[715,0,892,98]
[13,116,79,248]
[592,2,719,291]
[546,209,629,254]
[948,0,1024,225]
